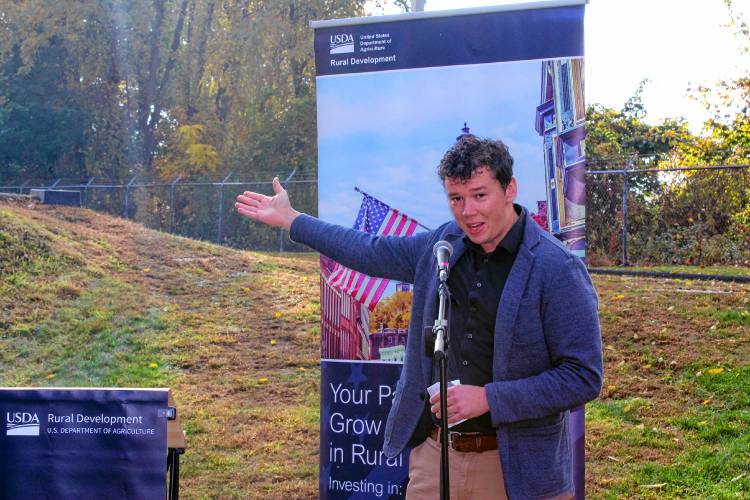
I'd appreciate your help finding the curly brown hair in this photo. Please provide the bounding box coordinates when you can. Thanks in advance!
[437,135,514,187]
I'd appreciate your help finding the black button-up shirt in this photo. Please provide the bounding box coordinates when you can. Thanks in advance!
[427,205,525,435]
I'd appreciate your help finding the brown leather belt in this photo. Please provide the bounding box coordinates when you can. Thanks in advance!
[429,426,498,453]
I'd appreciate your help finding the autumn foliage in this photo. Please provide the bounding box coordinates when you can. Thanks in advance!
[371,291,413,331]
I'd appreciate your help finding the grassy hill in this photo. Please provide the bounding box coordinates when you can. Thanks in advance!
[1,197,748,498]
[0,197,321,498]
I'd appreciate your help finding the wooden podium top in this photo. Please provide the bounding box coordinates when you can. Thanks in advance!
[167,391,186,449]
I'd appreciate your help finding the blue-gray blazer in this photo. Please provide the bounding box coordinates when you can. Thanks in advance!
[290,208,602,499]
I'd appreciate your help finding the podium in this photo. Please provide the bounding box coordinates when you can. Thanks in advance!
[0,387,186,499]
[167,391,187,499]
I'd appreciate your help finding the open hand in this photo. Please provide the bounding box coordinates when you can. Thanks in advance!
[235,177,300,230]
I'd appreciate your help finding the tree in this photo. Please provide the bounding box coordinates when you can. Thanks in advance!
[585,81,694,263]
[652,0,750,262]
[371,291,412,330]
[0,37,89,181]
[0,1,365,184]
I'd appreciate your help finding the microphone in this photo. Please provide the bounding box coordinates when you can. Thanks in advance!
[433,240,453,282]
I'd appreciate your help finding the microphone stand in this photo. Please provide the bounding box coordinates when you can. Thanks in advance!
[433,269,451,500]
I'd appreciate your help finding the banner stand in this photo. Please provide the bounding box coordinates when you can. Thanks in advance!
[312,1,588,497]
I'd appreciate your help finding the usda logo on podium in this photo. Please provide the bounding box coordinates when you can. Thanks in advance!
[5,411,41,436]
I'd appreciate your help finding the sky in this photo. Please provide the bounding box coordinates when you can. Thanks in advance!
[367,0,750,134]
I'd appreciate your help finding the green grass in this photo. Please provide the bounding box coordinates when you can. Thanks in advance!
[1,277,174,387]
[649,365,750,495]
[590,272,750,498]
[590,364,750,498]
[589,397,650,424]
[688,364,750,410]
[717,309,750,327]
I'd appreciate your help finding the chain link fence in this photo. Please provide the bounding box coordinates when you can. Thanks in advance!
[586,163,750,268]
[2,164,749,268]
[0,172,317,252]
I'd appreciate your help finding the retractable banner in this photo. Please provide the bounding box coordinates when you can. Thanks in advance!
[312,2,587,498]
[0,388,168,498]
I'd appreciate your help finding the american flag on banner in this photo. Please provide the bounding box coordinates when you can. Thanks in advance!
[327,192,420,311]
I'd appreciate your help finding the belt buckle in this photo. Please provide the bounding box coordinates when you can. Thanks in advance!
[447,430,457,451]
[448,431,481,451]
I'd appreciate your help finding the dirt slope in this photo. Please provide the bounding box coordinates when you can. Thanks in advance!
[1,197,321,498]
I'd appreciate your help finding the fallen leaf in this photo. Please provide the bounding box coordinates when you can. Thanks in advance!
[270,339,277,346]
[149,362,158,369]
[258,377,269,384]
[612,294,625,301]
[274,311,283,319]
[143,267,151,273]
[707,368,724,375]
[640,483,666,489]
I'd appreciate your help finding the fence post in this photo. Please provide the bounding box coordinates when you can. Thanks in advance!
[217,172,233,244]
[622,172,629,266]
[279,167,298,252]
[169,175,181,234]
[124,176,136,218]
[83,177,95,207]
[621,154,636,267]
[18,180,29,194]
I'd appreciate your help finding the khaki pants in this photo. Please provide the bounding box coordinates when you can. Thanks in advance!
[405,436,508,500]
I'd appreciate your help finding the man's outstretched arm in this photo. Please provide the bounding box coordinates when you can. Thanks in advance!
[234,177,431,284]
[235,176,300,230]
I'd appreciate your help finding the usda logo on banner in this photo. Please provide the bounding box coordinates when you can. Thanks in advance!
[329,33,354,54]
[5,411,40,436]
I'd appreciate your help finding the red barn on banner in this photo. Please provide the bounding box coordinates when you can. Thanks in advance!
[320,255,369,360]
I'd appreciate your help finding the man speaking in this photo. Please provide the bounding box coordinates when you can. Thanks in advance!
[235,135,602,499]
